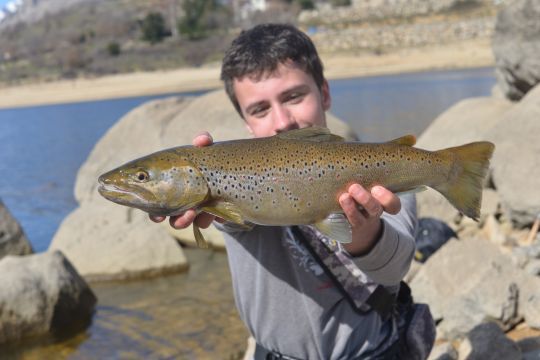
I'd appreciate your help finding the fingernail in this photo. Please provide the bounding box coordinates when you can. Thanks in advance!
[372,186,383,196]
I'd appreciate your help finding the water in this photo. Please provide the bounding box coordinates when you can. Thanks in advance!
[0,67,497,358]
[0,90,206,252]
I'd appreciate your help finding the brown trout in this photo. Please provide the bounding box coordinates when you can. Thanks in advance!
[98,127,494,248]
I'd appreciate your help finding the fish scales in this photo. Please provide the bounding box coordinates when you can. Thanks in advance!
[98,127,494,247]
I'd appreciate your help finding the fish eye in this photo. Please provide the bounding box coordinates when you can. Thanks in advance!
[134,170,149,182]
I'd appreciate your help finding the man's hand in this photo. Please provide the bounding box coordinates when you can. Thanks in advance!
[339,184,401,256]
[148,132,218,229]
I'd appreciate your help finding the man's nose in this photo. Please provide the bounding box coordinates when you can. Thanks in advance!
[273,105,296,133]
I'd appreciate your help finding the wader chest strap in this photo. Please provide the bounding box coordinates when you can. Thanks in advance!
[291,226,395,319]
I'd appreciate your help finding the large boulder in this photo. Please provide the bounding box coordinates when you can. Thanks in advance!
[487,84,540,227]
[49,199,188,282]
[415,96,513,224]
[0,251,96,344]
[493,0,540,101]
[75,96,194,204]
[55,90,357,279]
[0,198,33,260]
[410,236,540,339]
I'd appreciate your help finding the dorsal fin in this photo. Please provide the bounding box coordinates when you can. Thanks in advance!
[388,134,416,146]
[276,126,344,142]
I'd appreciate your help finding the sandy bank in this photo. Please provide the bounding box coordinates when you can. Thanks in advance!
[0,39,494,110]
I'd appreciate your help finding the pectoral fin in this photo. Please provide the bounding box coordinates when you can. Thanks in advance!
[314,213,352,243]
[202,202,251,229]
[193,224,209,249]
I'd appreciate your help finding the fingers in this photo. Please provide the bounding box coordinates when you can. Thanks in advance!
[339,184,401,226]
[154,210,217,230]
[192,131,213,147]
[371,185,401,215]
[169,209,197,229]
[194,212,217,229]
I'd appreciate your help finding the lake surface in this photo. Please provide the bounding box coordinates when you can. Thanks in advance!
[0,67,497,358]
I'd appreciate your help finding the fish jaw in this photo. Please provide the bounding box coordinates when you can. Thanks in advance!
[97,175,165,213]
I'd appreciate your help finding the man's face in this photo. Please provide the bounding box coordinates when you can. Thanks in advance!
[233,62,331,138]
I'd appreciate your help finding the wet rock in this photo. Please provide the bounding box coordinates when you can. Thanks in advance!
[457,322,521,360]
[0,251,96,344]
[493,0,540,101]
[49,200,188,282]
[0,198,33,260]
[427,342,458,360]
[487,85,540,227]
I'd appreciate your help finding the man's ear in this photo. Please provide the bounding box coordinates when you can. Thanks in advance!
[321,80,331,111]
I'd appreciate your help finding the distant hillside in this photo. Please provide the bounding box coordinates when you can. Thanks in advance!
[0,0,239,85]
[0,0,497,86]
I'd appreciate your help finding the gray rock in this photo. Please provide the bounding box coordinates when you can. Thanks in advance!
[49,200,188,282]
[428,342,458,360]
[0,251,96,344]
[415,97,512,225]
[493,0,540,101]
[519,275,540,329]
[0,198,33,260]
[458,322,521,360]
[518,336,540,360]
[56,90,358,281]
[487,85,540,227]
[410,237,525,339]
[75,96,193,204]
[525,259,540,276]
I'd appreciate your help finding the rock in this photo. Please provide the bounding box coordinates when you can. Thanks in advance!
[481,215,510,247]
[525,259,540,276]
[519,275,540,329]
[49,199,188,282]
[427,342,458,360]
[75,96,193,205]
[410,237,525,339]
[415,97,512,225]
[0,251,96,344]
[56,89,358,281]
[0,198,33,259]
[493,0,540,101]
[458,322,521,360]
[518,336,540,360]
[487,85,540,227]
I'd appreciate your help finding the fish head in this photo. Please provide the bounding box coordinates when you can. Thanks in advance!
[97,151,209,216]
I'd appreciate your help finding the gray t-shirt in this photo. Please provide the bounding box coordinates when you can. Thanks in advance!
[216,194,417,360]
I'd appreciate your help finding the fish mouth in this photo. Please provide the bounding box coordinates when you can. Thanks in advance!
[97,181,156,206]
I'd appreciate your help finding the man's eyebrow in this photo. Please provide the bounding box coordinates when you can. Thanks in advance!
[279,84,310,99]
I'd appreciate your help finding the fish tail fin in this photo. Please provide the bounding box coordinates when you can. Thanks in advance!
[434,141,495,221]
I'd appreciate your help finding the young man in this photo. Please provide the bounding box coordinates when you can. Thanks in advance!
[152,24,430,359]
